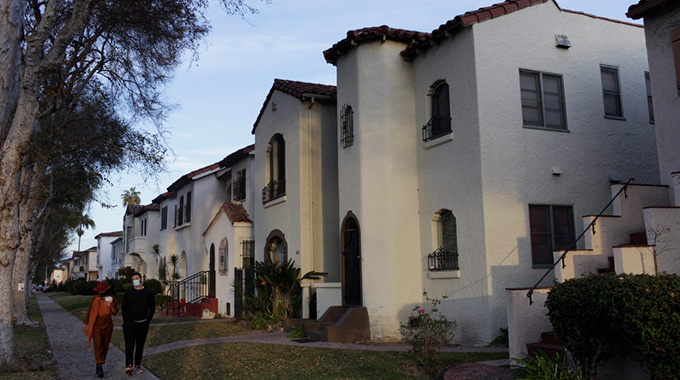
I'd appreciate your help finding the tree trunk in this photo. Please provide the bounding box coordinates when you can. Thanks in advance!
[12,227,33,326]
[0,0,22,142]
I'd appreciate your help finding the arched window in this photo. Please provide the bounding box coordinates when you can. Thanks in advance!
[265,230,287,263]
[219,238,228,274]
[428,210,459,271]
[423,81,451,141]
[263,134,286,202]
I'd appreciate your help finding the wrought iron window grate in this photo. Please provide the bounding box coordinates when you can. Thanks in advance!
[341,104,354,147]
[422,116,452,141]
[262,180,286,203]
[427,248,459,271]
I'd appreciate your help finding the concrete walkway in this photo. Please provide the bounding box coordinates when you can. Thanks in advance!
[37,294,159,380]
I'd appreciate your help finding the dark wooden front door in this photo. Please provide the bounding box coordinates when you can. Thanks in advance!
[342,216,362,306]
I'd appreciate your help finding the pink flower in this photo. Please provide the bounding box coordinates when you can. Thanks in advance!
[417,308,425,313]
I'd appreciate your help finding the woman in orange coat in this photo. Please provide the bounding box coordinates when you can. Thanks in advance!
[84,281,118,378]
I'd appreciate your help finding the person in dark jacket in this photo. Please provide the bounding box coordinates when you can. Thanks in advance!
[122,272,155,375]
[84,281,118,378]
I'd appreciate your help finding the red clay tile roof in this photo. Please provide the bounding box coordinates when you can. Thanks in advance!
[133,203,160,217]
[202,202,252,236]
[219,144,255,169]
[626,0,672,19]
[324,26,430,65]
[152,191,176,204]
[167,162,221,192]
[125,204,145,215]
[95,231,123,239]
[401,0,640,58]
[252,79,337,134]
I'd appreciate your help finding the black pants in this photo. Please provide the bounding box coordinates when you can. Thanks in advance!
[123,321,150,367]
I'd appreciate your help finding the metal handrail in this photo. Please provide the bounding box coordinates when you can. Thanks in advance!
[527,177,634,304]
[167,270,211,316]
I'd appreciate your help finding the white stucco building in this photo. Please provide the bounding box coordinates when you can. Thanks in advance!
[122,204,160,278]
[95,231,123,280]
[318,0,658,344]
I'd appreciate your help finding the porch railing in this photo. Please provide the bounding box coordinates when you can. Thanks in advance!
[167,270,211,317]
[527,177,634,304]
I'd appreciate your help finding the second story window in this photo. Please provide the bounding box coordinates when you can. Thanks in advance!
[341,104,354,147]
[423,81,451,141]
[520,70,566,130]
[645,72,654,123]
[140,218,147,236]
[601,65,623,118]
[160,206,168,230]
[178,196,184,226]
[185,191,191,223]
[263,134,286,203]
[233,169,246,201]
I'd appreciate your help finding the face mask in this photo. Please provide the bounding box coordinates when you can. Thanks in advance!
[132,279,141,287]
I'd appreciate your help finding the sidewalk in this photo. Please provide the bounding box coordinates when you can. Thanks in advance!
[37,294,159,380]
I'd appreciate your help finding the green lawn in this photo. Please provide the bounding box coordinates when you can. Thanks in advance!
[0,296,58,380]
[111,320,251,348]
[143,343,509,380]
[47,292,91,311]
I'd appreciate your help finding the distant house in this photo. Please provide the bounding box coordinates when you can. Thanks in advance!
[110,237,124,279]
[122,204,160,278]
[70,248,98,281]
[95,231,123,279]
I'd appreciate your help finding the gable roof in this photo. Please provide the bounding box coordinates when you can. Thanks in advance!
[202,202,252,236]
[219,144,255,169]
[152,191,176,204]
[167,162,221,192]
[125,204,145,215]
[626,0,673,19]
[133,203,160,217]
[252,79,337,134]
[95,231,123,239]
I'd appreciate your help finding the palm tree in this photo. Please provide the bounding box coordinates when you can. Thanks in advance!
[121,187,141,206]
[75,214,96,251]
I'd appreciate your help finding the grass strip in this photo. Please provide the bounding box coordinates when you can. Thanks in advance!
[143,342,508,380]
[111,320,251,349]
[0,296,59,380]
[47,292,91,312]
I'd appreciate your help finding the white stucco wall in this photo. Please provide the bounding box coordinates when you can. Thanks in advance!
[640,4,680,200]
[96,235,119,280]
[253,89,340,313]
[335,39,422,341]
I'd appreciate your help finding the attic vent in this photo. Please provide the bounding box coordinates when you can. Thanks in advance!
[555,34,571,49]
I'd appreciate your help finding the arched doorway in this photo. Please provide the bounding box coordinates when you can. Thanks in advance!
[209,244,216,296]
[341,213,362,306]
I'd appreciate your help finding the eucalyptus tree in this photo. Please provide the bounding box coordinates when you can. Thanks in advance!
[0,0,261,367]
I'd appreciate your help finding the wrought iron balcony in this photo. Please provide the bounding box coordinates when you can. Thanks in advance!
[427,248,459,271]
[262,180,286,203]
[422,116,452,142]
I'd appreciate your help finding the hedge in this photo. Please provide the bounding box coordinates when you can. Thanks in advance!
[546,273,680,380]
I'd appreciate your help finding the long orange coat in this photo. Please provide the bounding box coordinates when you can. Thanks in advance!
[84,295,118,364]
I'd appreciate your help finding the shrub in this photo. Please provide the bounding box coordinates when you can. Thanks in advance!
[154,295,171,312]
[400,292,456,375]
[546,273,680,380]
[143,279,163,294]
[515,350,583,380]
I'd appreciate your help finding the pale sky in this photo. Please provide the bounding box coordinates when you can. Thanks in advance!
[75,0,640,254]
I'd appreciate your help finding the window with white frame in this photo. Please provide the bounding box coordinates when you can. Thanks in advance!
[520,70,567,130]
[160,206,168,230]
[428,210,459,271]
[140,218,147,236]
[601,65,623,118]
[423,81,452,141]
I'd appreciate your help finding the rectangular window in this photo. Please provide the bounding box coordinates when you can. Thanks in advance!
[185,191,192,223]
[173,205,178,227]
[233,169,246,201]
[140,218,147,236]
[160,206,168,230]
[673,27,680,96]
[178,196,184,226]
[241,239,255,268]
[341,104,354,147]
[601,65,623,118]
[520,70,566,130]
[645,72,654,123]
[529,205,575,266]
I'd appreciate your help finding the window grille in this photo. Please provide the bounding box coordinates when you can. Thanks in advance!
[341,104,354,147]
[427,248,459,271]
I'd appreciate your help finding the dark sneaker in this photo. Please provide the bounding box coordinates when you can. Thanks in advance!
[135,365,144,374]
[125,365,133,376]
[96,364,103,378]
